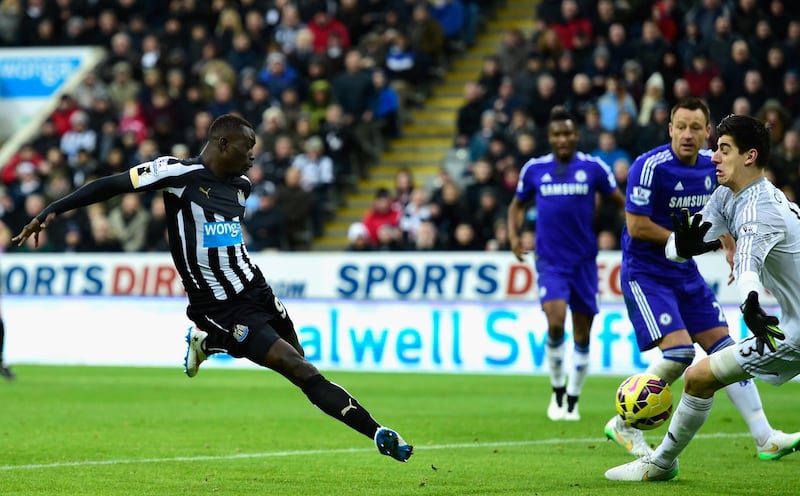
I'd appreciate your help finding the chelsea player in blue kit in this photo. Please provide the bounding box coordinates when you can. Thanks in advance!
[508,106,625,421]
[604,98,799,460]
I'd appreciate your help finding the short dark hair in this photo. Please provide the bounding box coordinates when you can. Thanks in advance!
[208,114,253,140]
[716,114,771,168]
[671,97,710,125]
[548,105,575,125]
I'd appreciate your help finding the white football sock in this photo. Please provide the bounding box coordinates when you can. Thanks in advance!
[652,393,713,467]
[547,338,566,389]
[566,345,589,397]
[724,379,772,446]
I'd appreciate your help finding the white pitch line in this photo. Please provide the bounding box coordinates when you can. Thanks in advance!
[0,432,750,472]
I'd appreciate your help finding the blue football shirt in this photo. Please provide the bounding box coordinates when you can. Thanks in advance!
[516,151,617,265]
[622,143,717,275]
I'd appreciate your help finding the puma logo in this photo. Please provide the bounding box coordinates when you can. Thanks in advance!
[340,398,358,416]
[199,186,211,198]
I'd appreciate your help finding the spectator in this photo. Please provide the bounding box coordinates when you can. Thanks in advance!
[346,221,373,251]
[370,69,401,141]
[2,143,45,187]
[780,70,800,123]
[8,162,44,209]
[769,128,800,192]
[763,46,788,97]
[273,3,305,55]
[634,19,668,77]
[430,0,466,53]
[227,31,261,75]
[258,52,299,101]
[638,73,666,127]
[319,103,358,198]
[605,23,633,75]
[107,193,150,252]
[512,51,545,111]
[471,187,504,247]
[496,28,530,76]
[637,101,671,153]
[332,49,379,177]
[592,131,630,170]
[549,0,592,52]
[362,187,402,246]
[476,54,504,101]
[686,0,729,41]
[144,195,169,252]
[455,81,488,148]
[245,186,287,251]
[577,106,603,152]
[742,69,768,114]
[585,45,613,97]
[107,62,141,115]
[676,20,703,69]
[292,135,334,237]
[449,221,481,250]
[399,187,432,244]
[374,223,405,251]
[748,19,776,67]
[60,111,97,167]
[464,158,498,211]
[596,76,637,132]
[468,110,499,162]
[409,219,443,250]
[485,218,510,252]
[683,52,718,98]
[302,79,332,132]
[275,166,314,251]
[528,73,561,128]
[307,9,350,54]
[706,76,733,125]
[722,39,755,96]
[429,180,469,245]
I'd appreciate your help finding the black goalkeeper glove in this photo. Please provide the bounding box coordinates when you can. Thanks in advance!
[740,291,785,355]
[670,208,721,259]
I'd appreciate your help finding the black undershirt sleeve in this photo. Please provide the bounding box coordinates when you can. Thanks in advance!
[35,172,136,224]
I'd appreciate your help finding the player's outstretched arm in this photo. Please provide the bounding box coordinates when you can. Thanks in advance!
[11,172,135,248]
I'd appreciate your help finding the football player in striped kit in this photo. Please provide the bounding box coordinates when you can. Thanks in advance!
[11,114,413,463]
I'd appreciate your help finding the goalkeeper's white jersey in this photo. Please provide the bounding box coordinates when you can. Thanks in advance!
[701,177,800,346]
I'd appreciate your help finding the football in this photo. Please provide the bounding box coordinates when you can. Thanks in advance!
[615,373,673,431]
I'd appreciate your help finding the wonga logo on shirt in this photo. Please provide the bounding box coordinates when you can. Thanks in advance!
[203,221,242,248]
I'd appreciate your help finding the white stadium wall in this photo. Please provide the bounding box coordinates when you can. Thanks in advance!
[1,252,764,375]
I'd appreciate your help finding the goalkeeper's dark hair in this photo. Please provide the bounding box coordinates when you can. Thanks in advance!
[209,114,254,140]
[716,114,771,168]
[548,105,575,125]
[671,97,710,126]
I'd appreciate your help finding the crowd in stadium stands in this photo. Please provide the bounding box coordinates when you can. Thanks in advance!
[1,1,799,255]
[0,0,486,252]
[348,0,800,253]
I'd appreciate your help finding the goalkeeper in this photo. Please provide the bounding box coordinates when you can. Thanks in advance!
[606,114,800,482]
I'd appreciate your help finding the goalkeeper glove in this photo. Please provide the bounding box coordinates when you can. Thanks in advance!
[670,208,721,259]
[740,291,785,355]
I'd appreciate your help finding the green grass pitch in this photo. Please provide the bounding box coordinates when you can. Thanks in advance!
[1,366,799,495]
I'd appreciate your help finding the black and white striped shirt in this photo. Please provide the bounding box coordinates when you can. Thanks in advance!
[130,156,260,304]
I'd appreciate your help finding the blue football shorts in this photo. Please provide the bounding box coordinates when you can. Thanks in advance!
[536,257,599,315]
[621,266,727,351]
